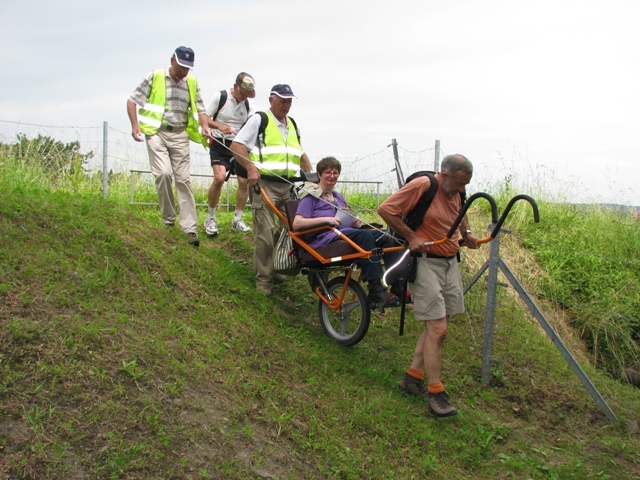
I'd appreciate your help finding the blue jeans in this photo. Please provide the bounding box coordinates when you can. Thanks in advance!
[341,229,394,283]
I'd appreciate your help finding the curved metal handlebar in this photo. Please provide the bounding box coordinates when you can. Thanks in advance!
[487,194,540,239]
[443,192,499,241]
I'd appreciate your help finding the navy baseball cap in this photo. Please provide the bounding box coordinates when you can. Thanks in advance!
[270,84,296,99]
[174,46,195,68]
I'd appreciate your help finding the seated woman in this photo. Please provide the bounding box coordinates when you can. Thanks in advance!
[293,156,399,309]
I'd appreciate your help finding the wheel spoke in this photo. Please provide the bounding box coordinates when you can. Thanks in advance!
[341,299,361,315]
[338,311,349,336]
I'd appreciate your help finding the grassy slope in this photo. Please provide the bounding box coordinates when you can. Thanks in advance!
[1,167,640,479]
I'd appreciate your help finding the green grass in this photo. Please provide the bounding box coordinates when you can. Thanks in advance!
[508,201,640,375]
[1,151,640,479]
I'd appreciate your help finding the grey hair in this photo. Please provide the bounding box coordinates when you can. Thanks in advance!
[441,154,473,176]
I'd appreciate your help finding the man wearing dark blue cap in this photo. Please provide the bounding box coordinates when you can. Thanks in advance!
[127,46,211,246]
[231,84,312,295]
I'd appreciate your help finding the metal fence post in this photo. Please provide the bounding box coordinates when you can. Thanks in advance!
[391,139,404,189]
[481,225,500,385]
[102,121,108,198]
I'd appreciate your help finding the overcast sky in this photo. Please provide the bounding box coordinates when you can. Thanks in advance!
[2,0,639,205]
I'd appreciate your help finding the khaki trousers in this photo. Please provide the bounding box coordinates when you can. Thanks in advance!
[145,129,197,234]
[411,256,465,321]
[250,180,292,287]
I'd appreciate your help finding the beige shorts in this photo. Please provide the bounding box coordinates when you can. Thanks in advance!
[410,256,465,321]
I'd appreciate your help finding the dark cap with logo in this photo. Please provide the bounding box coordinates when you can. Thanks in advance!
[270,84,296,99]
[174,46,195,68]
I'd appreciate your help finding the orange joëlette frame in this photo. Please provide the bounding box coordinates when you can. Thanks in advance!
[258,185,405,265]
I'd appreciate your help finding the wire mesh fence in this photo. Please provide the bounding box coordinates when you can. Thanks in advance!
[0,120,442,197]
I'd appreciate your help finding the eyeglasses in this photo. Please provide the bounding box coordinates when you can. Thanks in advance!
[322,171,340,177]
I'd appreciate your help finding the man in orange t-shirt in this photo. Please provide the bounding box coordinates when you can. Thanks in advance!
[378,154,480,417]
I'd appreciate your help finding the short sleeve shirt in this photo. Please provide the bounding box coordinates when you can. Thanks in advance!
[296,192,350,249]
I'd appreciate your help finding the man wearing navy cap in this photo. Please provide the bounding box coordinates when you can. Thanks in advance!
[231,84,312,295]
[127,46,211,246]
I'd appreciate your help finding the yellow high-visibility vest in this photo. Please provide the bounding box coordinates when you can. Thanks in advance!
[138,69,206,147]
[248,111,303,179]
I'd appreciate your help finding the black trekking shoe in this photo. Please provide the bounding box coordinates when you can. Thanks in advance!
[187,232,200,247]
[427,391,457,417]
[368,284,400,309]
[390,282,413,303]
[399,373,429,399]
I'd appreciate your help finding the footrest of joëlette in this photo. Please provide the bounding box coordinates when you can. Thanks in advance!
[299,240,358,266]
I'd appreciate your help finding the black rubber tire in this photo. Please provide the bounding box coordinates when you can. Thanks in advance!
[318,276,371,346]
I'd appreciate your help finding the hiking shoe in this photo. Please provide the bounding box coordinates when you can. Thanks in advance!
[428,391,457,417]
[390,282,413,303]
[231,217,251,233]
[187,232,200,247]
[399,373,429,399]
[273,273,287,285]
[256,283,272,296]
[368,284,400,309]
[204,216,218,237]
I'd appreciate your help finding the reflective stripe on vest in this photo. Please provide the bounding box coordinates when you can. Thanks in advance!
[138,70,205,146]
[248,112,302,179]
[138,70,167,134]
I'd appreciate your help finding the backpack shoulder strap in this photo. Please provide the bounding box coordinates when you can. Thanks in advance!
[404,172,438,231]
[255,111,269,163]
[256,112,301,143]
[212,90,228,121]
[257,111,269,137]
[288,116,301,142]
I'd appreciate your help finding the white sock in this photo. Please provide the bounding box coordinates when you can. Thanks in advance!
[234,210,243,219]
[208,207,217,218]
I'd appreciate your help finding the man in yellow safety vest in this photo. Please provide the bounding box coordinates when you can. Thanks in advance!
[127,46,211,246]
[231,84,312,295]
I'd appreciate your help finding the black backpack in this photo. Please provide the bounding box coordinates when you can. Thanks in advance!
[403,171,466,232]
